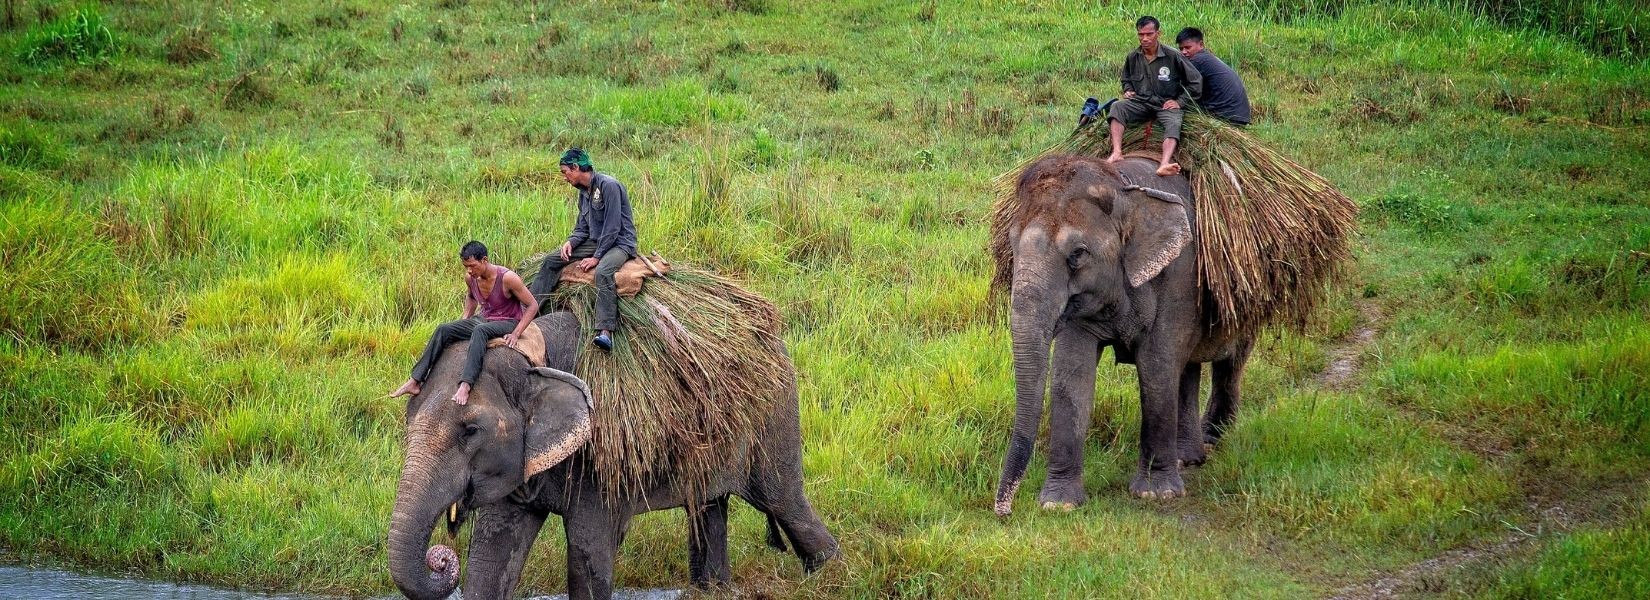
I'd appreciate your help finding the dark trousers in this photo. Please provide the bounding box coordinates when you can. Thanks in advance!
[410,317,517,385]
[530,242,630,331]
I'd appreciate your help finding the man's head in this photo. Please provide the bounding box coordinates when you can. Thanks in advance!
[460,240,490,278]
[558,147,594,187]
[1176,27,1205,58]
[1135,16,1161,54]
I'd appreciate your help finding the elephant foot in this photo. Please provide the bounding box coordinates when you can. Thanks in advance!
[1129,469,1185,500]
[1178,442,1209,467]
[801,542,838,573]
[1036,479,1087,511]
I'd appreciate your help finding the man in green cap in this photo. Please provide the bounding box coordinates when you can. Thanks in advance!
[530,147,637,351]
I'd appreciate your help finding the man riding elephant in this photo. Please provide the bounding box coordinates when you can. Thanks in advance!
[529,147,638,352]
[1105,15,1203,176]
[390,240,540,405]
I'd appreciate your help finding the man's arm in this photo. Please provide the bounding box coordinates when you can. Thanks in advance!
[566,195,590,248]
[501,272,539,347]
[1175,53,1203,107]
[462,278,477,319]
[1119,58,1134,96]
[592,179,627,256]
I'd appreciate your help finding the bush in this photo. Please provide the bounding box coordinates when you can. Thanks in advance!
[18,7,118,67]
[1365,192,1472,235]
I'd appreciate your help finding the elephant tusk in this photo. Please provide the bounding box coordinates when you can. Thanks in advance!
[449,502,458,524]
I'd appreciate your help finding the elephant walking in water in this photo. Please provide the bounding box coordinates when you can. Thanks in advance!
[994,154,1257,514]
[388,311,837,600]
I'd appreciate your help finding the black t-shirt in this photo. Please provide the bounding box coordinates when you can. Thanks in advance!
[1189,51,1252,125]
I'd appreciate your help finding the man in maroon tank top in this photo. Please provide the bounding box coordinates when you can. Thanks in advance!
[390,240,539,405]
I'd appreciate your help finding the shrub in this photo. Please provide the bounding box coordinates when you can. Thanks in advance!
[18,7,118,67]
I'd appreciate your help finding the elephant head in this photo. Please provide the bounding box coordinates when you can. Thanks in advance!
[388,352,593,600]
[994,156,1191,516]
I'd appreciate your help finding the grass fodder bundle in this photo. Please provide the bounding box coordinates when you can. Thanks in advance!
[524,262,790,506]
[993,111,1358,333]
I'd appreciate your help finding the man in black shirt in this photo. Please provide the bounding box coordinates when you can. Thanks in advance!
[1176,27,1252,126]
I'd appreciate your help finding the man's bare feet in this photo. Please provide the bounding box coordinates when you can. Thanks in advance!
[1106,152,1125,164]
[451,382,471,405]
[1155,162,1182,176]
[389,378,421,398]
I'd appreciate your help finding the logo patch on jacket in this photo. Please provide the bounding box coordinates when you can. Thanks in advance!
[1157,66,1171,81]
[591,187,603,209]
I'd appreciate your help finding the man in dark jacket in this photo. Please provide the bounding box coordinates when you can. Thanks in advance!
[530,147,637,351]
[1176,27,1252,126]
[1105,15,1203,177]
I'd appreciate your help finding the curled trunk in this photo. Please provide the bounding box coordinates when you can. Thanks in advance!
[388,449,461,600]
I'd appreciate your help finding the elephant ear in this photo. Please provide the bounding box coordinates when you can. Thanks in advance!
[1120,185,1192,288]
[523,367,594,479]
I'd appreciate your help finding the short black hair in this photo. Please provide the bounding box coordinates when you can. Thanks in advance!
[460,240,488,261]
[1176,27,1204,45]
[1136,16,1160,31]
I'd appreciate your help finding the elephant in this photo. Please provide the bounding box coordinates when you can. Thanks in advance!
[388,310,838,600]
[993,154,1256,515]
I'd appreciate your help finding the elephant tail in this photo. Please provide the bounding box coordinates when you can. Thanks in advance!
[764,514,788,553]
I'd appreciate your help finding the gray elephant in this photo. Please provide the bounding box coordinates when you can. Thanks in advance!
[388,311,838,600]
[993,154,1256,514]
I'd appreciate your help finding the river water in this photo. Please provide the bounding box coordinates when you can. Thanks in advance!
[0,566,681,599]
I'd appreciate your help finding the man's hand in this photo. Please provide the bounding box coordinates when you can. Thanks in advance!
[577,257,599,271]
[1123,90,1137,100]
[559,241,573,261]
[1163,99,1181,110]
[503,333,519,349]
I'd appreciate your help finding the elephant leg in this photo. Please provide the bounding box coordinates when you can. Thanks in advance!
[1130,341,1188,500]
[1176,363,1208,467]
[564,506,627,600]
[1204,335,1255,446]
[462,501,547,600]
[740,383,838,573]
[687,496,731,588]
[1039,327,1100,510]
[763,513,788,553]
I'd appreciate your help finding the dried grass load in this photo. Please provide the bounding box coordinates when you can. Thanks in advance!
[992,111,1358,333]
[522,263,789,504]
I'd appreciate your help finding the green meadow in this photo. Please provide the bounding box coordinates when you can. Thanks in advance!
[2,0,1647,597]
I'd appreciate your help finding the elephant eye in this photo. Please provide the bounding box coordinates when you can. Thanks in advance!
[462,423,481,437]
[1067,246,1089,270]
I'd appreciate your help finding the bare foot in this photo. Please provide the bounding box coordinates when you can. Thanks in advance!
[1105,152,1125,164]
[451,382,470,406]
[389,378,421,398]
[1154,162,1182,176]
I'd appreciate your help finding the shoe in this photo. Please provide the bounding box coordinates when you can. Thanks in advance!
[592,333,613,351]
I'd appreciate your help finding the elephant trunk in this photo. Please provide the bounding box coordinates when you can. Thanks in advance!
[388,443,462,600]
[995,267,1065,516]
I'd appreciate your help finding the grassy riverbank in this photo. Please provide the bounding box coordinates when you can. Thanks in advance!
[2,0,1647,597]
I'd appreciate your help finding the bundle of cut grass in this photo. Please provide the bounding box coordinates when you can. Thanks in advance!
[992,111,1358,333]
[521,262,789,504]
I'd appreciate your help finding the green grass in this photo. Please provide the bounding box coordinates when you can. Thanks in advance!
[1,0,1647,597]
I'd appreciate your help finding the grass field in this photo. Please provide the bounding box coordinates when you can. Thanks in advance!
[2,0,1647,597]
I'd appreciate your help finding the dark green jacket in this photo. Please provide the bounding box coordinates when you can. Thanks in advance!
[1119,43,1203,108]
[566,173,638,258]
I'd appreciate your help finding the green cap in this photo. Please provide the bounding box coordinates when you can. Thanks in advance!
[559,147,592,169]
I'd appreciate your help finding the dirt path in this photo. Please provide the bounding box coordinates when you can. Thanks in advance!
[1316,301,1381,391]
[1314,301,1642,599]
